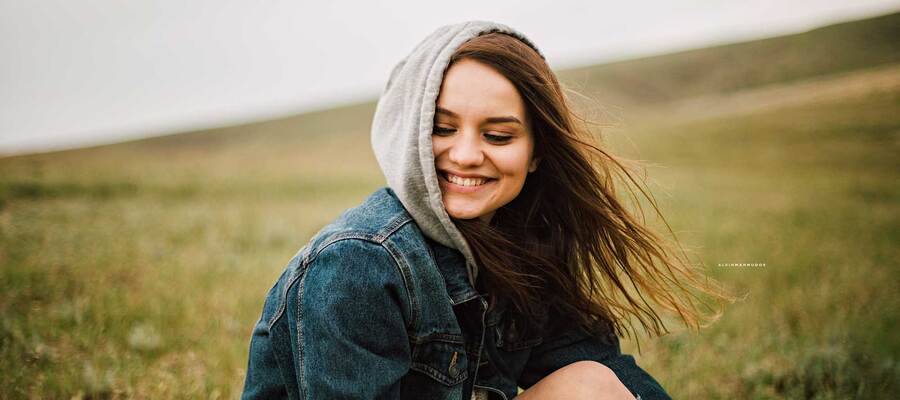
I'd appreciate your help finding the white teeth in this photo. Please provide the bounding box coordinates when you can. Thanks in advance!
[447,174,487,187]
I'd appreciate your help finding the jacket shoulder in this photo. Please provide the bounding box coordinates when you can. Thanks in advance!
[306,187,416,249]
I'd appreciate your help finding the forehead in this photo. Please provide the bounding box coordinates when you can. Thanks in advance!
[436,59,525,119]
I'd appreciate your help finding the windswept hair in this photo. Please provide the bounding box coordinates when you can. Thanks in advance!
[446,33,737,347]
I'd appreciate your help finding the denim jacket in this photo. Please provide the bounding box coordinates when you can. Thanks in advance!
[241,187,671,399]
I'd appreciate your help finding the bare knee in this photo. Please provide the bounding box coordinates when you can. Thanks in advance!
[518,361,636,399]
[559,361,625,397]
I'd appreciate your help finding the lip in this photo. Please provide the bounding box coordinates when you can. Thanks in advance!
[438,171,496,193]
[439,169,492,179]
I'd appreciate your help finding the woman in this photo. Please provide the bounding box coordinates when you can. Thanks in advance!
[242,20,731,400]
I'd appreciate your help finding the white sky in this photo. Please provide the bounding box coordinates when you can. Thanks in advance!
[1,0,898,155]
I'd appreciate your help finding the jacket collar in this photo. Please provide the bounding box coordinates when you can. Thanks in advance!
[426,236,512,328]
[427,237,482,306]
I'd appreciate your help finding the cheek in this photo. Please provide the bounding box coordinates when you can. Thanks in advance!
[493,146,533,178]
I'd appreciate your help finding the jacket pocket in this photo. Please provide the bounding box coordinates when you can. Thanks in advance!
[409,334,469,386]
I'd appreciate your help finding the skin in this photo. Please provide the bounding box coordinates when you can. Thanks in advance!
[432,58,540,223]
[517,361,637,400]
[431,59,636,400]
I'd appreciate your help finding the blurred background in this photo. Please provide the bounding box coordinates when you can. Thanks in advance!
[1,1,898,398]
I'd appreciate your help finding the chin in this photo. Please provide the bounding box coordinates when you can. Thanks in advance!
[446,211,482,220]
[444,205,486,220]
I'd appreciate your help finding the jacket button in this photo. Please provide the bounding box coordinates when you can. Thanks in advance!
[448,351,460,378]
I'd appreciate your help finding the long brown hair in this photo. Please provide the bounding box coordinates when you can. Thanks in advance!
[447,33,736,346]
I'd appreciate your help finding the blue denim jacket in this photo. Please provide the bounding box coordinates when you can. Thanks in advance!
[242,187,671,399]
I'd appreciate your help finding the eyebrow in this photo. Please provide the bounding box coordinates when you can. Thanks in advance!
[436,106,522,125]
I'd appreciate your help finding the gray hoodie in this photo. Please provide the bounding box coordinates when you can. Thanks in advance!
[370,21,545,290]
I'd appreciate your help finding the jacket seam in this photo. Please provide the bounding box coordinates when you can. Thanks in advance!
[408,332,465,345]
[266,255,307,331]
[308,233,382,260]
[296,265,308,400]
[373,213,414,242]
[380,237,419,333]
[449,292,480,306]
[305,236,415,326]
[293,236,413,399]
[409,362,469,386]
[268,215,418,331]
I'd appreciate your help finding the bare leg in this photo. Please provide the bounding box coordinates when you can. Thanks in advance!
[516,361,636,400]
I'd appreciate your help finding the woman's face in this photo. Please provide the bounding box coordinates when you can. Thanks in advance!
[432,58,539,223]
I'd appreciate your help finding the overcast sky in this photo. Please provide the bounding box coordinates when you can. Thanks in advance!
[1,0,898,155]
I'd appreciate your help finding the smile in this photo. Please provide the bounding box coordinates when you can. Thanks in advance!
[439,172,496,191]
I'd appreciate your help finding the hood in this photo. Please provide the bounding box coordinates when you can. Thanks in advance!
[370,20,546,289]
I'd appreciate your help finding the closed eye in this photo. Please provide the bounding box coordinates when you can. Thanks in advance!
[484,133,512,143]
[433,127,455,136]
[433,127,513,144]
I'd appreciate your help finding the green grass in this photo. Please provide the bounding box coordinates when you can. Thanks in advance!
[2,88,896,398]
[0,125,386,397]
[601,90,900,399]
[1,12,899,399]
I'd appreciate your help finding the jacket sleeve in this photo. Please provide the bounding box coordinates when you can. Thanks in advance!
[287,238,413,399]
[517,312,672,400]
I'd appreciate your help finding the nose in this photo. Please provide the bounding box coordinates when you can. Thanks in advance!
[447,129,484,167]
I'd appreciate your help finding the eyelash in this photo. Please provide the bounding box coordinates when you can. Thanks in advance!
[432,127,512,143]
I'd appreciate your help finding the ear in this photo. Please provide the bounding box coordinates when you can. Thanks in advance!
[528,157,541,173]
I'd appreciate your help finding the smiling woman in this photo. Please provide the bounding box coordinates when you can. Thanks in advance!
[432,58,540,223]
[241,20,733,400]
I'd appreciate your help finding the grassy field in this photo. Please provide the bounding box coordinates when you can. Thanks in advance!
[614,88,899,399]
[1,13,898,399]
